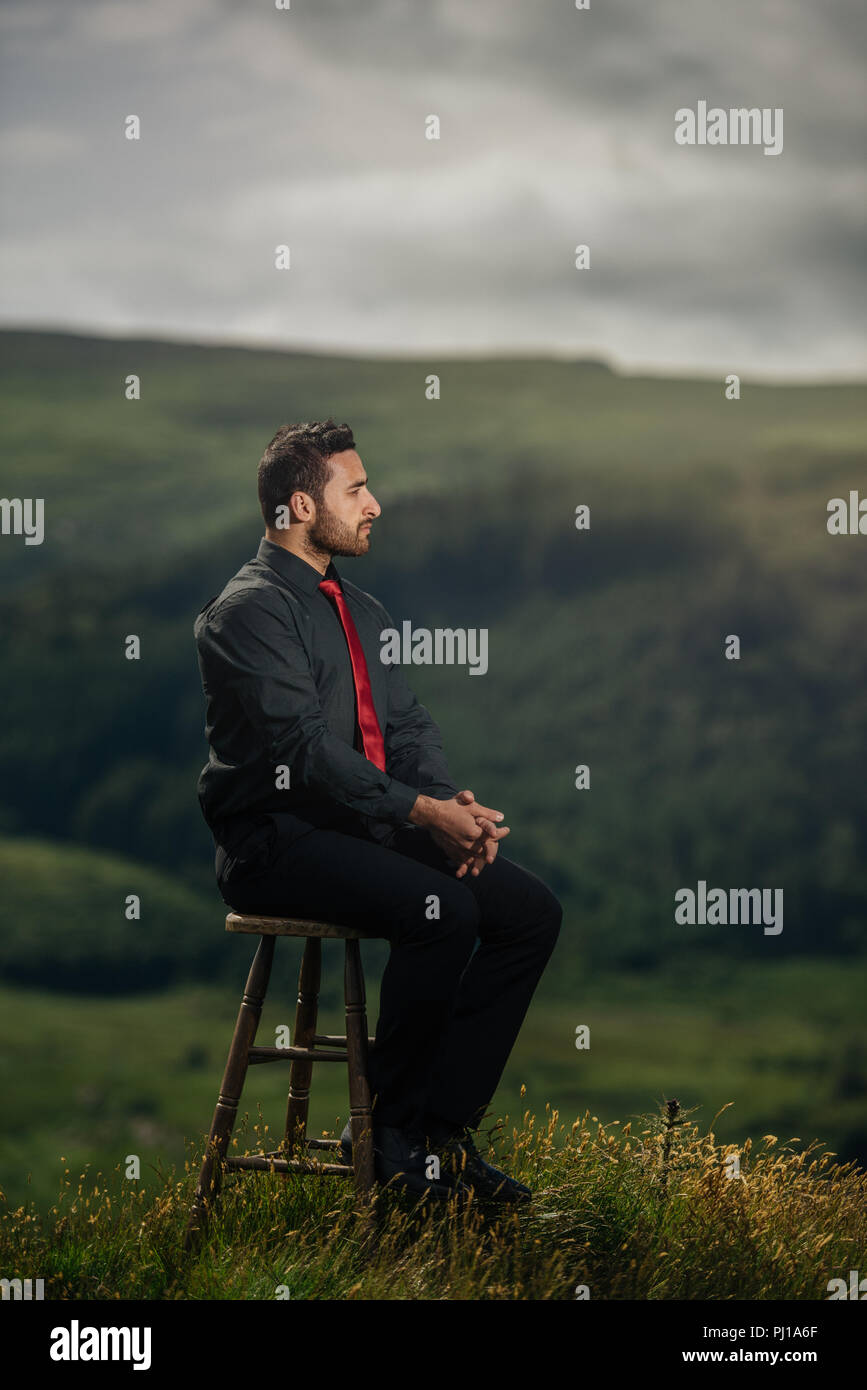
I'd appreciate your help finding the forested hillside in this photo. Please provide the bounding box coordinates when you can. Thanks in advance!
[1,330,865,1208]
[1,330,864,971]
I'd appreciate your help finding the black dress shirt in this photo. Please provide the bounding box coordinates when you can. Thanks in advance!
[194,537,459,855]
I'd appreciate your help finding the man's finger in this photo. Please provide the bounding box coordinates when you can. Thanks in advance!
[455,832,484,877]
[456,790,504,823]
[453,821,508,875]
[475,817,509,837]
[474,820,510,846]
[461,826,496,877]
[443,803,508,876]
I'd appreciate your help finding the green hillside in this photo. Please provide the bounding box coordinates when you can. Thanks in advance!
[1,328,864,588]
[1,329,865,1208]
[0,836,236,993]
[3,953,865,1214]
[1,329,864,953]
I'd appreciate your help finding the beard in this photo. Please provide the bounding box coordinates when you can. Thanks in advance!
[305,500,371,561]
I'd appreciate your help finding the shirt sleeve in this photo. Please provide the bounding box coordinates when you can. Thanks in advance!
[379,603,460,802]
[206,593,421,825]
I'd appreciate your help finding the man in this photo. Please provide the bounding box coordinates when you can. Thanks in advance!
[194,419,562,1203]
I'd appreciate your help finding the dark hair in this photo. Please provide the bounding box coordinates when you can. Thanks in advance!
[257,419,356,527]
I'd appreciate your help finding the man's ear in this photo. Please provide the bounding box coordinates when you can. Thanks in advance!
[271,492,313,533]
[291,489,316,523]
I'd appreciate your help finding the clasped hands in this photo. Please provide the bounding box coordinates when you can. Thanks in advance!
[408,788,510,879]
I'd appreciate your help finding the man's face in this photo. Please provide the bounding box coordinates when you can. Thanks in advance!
[308,450,381,558]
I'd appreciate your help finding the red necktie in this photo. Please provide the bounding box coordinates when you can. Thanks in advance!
[319,578,387,771]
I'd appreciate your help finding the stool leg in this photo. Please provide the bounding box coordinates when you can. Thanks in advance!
[184,934,275,1252]
[284,937,321,1156]
[344,938,375,1199]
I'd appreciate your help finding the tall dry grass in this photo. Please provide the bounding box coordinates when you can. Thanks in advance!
[2,1094,864,1300]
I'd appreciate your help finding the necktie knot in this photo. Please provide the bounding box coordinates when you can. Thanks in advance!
[318,577,341,598]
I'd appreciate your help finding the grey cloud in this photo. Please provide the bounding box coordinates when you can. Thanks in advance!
[0,0,864,378]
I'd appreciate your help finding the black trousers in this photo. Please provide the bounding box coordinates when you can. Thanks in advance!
[215,822,562,1135]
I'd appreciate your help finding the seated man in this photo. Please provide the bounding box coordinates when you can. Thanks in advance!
[193,419,562,1202]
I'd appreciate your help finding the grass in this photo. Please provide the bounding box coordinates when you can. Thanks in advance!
[3,954,865,1217]
[1,328,864,1299]
[2,1098,864,1300]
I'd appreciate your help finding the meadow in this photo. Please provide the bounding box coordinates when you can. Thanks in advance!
[3,1100,864,1300]
[1,330,864,1292]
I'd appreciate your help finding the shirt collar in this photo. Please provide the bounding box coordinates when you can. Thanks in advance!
[257,537,340,594]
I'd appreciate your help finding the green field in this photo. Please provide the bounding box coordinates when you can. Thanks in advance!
[3,954,864,1214]
[1,329,865,1229]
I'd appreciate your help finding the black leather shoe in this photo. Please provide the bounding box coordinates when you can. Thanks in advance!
[430,1126,533,1203]
[339,1120,468,1202]
[338,1118,354,1166]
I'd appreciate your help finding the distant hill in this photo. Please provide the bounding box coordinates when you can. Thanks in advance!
[0,329,865,979]
[1,327,864,586]
[0,836,234,993]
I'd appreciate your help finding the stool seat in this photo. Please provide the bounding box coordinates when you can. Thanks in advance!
[184,909,380,1252]
[225,912,374,939]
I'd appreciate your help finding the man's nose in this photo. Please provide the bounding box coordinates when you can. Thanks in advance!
[365,495,381,518]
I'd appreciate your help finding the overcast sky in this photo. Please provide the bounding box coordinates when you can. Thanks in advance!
[1,0,864,380]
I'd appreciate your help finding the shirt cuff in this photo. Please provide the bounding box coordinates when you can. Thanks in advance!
[381,777,422,825]
[417,781,459,800]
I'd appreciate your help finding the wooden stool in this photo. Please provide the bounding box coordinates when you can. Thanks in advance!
[184,912,378,1251]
